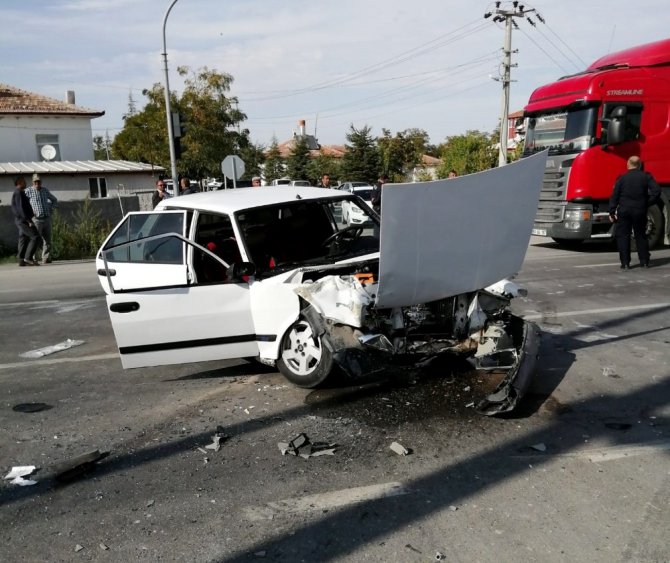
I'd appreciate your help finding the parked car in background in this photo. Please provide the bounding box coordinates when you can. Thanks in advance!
[341,185,375,225]
[337,181,369,191]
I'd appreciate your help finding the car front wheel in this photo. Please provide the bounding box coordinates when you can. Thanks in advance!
[277,318,334,388]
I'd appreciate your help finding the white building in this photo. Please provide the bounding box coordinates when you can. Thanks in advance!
[0,84,162,201]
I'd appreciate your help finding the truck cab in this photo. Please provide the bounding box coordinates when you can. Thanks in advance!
[524,39,670,248]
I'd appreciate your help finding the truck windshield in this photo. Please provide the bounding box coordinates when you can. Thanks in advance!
[523,106,597,156]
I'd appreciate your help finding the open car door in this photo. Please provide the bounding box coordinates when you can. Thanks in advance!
[96,211,191,293]
[98,219,259,369]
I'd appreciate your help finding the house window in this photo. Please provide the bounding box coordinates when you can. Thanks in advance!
[36,134,61,161]
[89,177,107,198]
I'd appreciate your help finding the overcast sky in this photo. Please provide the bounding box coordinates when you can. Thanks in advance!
[2,0,668,148]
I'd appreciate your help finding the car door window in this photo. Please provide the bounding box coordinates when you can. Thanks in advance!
[193,212,242,284]
[103,211,186,264]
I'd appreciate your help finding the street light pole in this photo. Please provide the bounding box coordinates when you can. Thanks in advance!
[162,0,180,196]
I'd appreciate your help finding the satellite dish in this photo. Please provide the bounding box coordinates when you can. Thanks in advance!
[41,144,57,161]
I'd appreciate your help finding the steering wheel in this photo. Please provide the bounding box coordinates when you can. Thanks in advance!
[321,225,364,248]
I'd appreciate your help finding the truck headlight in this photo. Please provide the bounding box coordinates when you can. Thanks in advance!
[565,209,591,221]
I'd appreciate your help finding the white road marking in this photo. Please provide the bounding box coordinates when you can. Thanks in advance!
[523,302,670,321]
[0,353,119,370]
[243,482,409,521]
[573,263,620,268]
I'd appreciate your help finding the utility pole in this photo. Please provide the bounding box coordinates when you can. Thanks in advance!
[484,1,537,166]
[162,0,180,196]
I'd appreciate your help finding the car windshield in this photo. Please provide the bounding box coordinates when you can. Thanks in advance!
[235,198,379,274]
[523,106,597,156]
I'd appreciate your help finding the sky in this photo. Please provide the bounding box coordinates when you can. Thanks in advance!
[2,0,669,149]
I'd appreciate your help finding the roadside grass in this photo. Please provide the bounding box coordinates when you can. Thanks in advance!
[2,200,111,263]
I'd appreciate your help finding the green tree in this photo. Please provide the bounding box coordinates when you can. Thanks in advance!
[286,135,311,181]
[377,128,427,182]
[93,135,111,160]
[177,66,248,179]
[340,125,380,184]
[307,151,340,185]
[112,84,171,166]
[436,130,497,178]
[111,66,248,179]
[263,137,285,183]
[239,142,266,180]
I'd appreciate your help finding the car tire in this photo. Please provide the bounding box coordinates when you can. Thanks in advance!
[277,317,333,388]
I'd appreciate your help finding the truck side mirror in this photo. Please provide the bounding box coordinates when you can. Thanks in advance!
[601,106,627,148]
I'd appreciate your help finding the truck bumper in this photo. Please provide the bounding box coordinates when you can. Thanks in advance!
[532,221,591,240]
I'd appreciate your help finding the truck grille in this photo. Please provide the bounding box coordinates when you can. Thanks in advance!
[535,166,568,223]
[540,170,567,200]
[536,202,565,223]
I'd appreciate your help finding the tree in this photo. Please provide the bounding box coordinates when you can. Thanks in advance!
[263,137,285,183]
[307,151,340,185]
[339,125,380,184]
[239,142,266,180]
[377,128,427,182]
[286,135,311,181]
[111,66,248,178]
[436,130,497,178]
[93,135,111,160]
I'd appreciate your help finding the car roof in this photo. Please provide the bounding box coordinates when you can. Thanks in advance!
[157,186,346,214]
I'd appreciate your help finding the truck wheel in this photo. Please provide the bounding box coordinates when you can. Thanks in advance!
[639,205,664,250]
[277,317,334,388]
[551,238,583,248]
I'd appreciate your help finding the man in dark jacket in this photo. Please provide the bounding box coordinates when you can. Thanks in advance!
[609,156,661,269]
[11,177,39,266]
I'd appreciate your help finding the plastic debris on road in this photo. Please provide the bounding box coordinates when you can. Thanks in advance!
[19,338,85,359]
[389,442,411,456]
[4,465,38,486]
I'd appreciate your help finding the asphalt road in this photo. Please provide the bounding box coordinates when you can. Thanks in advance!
[1,238,669,562]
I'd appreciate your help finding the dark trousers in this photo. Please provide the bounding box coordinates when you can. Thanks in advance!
[615,207,649,266]
[15,219,39,262]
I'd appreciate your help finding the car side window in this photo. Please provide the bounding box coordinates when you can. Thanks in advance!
[103,212,185,264]
[193,212,242,284]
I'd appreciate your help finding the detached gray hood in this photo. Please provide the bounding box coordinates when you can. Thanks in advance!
[376,150,548,308]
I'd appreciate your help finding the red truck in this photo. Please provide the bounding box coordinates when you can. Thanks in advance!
[524,38,670,248]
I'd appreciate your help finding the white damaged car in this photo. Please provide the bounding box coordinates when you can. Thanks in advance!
[96,152,547,415]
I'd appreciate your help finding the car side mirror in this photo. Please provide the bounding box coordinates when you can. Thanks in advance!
[226,261,256,281]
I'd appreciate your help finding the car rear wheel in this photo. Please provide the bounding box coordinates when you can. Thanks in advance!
[277,317,333,388]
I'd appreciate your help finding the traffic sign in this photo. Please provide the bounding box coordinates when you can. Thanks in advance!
[221,155,245,181]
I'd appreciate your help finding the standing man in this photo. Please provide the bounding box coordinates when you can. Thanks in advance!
[319,174,331,189]
[11,176,39,267]
[370,174,388,239]
[152,178,171,208]
[609,156,661,269]
[25,173,57,264]
[251,176,262,187]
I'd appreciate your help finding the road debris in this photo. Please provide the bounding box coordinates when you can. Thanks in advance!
[530,443,547,452]
[405,543,422,554]
[254,551,266,558]
[99,543,109,551]
[435,551,446,561]
[19,338,85,359]
[277,433,337,459]
[389,442,411,456]
[4,465,38,486]
[602,366,620,378]
[146,500,155,507]
[205,430,229,452]
[449,505,458,512]
[74,544,84,553]
[51,449,109,482]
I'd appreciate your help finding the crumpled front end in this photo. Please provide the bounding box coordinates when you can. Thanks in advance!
[294,274,540,415]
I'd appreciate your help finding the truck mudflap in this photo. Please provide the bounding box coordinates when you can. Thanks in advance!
[475,315,541,416]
